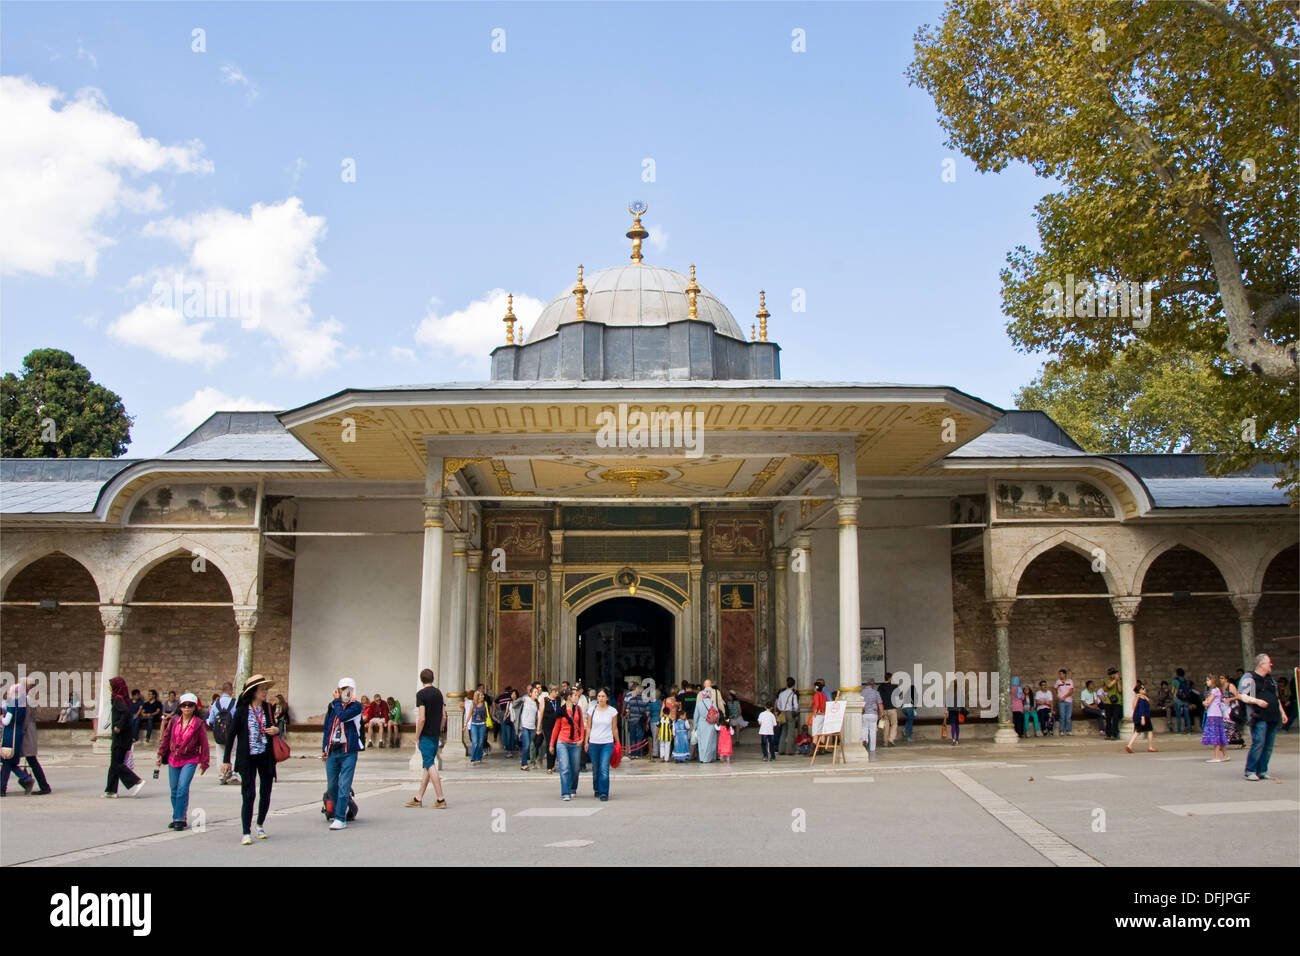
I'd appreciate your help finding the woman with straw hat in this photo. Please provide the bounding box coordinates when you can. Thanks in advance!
[220,674,280,845]
[155,692,210,830]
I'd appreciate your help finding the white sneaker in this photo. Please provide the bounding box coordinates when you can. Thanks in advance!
[562,794,572,801]
[256,826,267,839]
[241,834,253,845]
[329,819,347,830]
[127,780,146,797]
[101,792,117,798]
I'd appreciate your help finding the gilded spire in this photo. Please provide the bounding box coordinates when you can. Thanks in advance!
[626,201,648,264]
[751,323,757,342]
[756,290,769,342]
[573,264,587,322]
[686,263,700,320]
[502,293,517,345]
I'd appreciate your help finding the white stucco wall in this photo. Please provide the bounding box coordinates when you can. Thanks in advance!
[287,499,433,721]
[809,498,955,714]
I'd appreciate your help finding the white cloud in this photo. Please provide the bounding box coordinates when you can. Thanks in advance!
[166,387,275,434]
[390,345,416,362]
[414,289,544,364]
[647,223,669,254]
[113,197,339,377]
[76,44,98,69]
[288,156,306,191]
[0,75,212,277]
[110,299,227,365]
[220,63,259,100]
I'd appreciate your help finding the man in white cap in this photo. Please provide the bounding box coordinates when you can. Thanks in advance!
[321,677,365,830]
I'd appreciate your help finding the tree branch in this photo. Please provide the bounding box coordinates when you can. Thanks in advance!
[1185,0,1299,105]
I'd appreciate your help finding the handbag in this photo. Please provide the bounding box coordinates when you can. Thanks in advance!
[611,739,623,769]
[776,710,788,726]
[0,746,12,760]
[124,745,135,771]
[272,733,291,762]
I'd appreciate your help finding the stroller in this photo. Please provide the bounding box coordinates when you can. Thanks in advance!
[1040,708,1056,736]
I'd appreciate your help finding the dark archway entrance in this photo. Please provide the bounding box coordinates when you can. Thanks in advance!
[576,597,673,694]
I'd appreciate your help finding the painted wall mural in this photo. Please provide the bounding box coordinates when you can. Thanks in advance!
[129,483,258,526]
[993,480,1114,518]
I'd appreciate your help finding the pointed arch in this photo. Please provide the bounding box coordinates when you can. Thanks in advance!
[1132,531,1245,596]
[1006,528,1119,597]
[109,535,245,605]
[1,545,106,602]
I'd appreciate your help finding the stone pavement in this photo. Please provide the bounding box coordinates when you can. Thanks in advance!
[3,729,1296,867]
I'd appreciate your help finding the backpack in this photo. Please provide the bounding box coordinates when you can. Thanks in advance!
[1176,677,1196,703]
[322,788,358,823]
[211,698,236,747]
[706,706,720,724]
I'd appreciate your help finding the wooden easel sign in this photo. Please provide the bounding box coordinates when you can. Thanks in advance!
[809,732,846,765]
[810,700,847,766]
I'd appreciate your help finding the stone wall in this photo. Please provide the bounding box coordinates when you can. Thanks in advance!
[0,551,295,710]
[0,554,103,704]
[951,543,1298,695]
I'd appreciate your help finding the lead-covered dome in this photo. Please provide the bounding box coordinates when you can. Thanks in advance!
[526,264,745,343]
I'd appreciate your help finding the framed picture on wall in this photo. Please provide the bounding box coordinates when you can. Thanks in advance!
[859,627,886,685]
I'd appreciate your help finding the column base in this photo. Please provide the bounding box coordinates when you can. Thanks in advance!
[840,744,870,764]
[1120,719,1135,737]
[91,734,113,756]
[994,726,1020,744]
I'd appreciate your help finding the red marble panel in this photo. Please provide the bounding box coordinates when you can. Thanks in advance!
[721,611,756,700]
[497,611,533,693]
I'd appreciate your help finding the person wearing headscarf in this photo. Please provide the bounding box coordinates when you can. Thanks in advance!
[2,682,37,796]
[221,673,279,845]
[103,676,144,797]
[155,692,210,829]
[693,679,723,763]
[1010,676,1026,737]
[14,678,52,794]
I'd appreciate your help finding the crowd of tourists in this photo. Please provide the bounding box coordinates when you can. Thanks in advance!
[0,654,1290,842]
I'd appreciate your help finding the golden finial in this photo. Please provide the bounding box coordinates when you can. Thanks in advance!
[751,323,757,341]
[756,290,769,342]
[686,263,700,320]
[626,201,648,264]
[573,264,587,322]
[502,293,517,345]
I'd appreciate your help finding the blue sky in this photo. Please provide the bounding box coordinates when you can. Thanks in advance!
[2,1,1052,456]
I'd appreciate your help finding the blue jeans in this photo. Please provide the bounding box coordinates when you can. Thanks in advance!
[142,716,156,741]
[502,722,517,753]
[519,728,535,766]
[1173,700,1190,733]
[1058,701,1072,734]
[1245,721,1279,776]
[627,721,644,758]
[588,741,612,798]
[324,748,358,823]
[902,707,915,741]
[168,761,197,822]
[761,735,776,759]
[470,722,486,761]
[0,755,33,793]
[556,741,580,796]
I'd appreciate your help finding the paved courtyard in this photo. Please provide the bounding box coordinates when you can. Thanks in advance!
[3,730,1297,867]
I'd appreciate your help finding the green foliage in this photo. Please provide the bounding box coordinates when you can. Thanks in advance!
[909,0,1298,498]
[1,349,132,458]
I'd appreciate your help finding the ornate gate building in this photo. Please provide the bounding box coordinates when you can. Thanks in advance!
[3,211,1296,754]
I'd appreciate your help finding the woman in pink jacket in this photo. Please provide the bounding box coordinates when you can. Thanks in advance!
[155,693,210,831]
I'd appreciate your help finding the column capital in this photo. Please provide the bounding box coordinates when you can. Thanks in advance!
[422,497,445,527]
[792,529,812,549]
[771,546,789,570]
[99,604,130,632]
[452,531,470,553]
[1229,592,1262,620]
[988,597,1015,626]
[233,606,259,631]
[467,548,483,572]
[1109,595,1142,623]
[835,496,861,524]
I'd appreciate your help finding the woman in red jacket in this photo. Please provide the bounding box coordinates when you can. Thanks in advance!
[549,689,586,801]
[155,693,210,830]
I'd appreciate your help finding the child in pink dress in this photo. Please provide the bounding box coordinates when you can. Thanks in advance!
[717,722,734,764]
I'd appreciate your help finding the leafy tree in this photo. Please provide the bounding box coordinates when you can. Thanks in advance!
[909,0,1298,494]
[1,349,132,458]
[1015,341,1227,453]
[237,487,257,510]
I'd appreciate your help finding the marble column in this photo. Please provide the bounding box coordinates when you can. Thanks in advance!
[836,497,865,753]
[465,548,482,694]
[233,606,258,694]
[439,533,468,766]
[989,598,1018,744]
[793,531,813,715]
[550,529,565,683]
[772,546,789,700]
[417,496,445,684]
[1110,596,1141,734]
[687,527,703,683]
[1229,593,1261,674]
[92,605,130,754]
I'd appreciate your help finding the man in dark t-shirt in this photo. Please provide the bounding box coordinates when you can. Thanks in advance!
[407,669,447,809]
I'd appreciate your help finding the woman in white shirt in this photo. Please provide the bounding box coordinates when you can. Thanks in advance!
[582,688,620,801]
[519,685,540,771]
